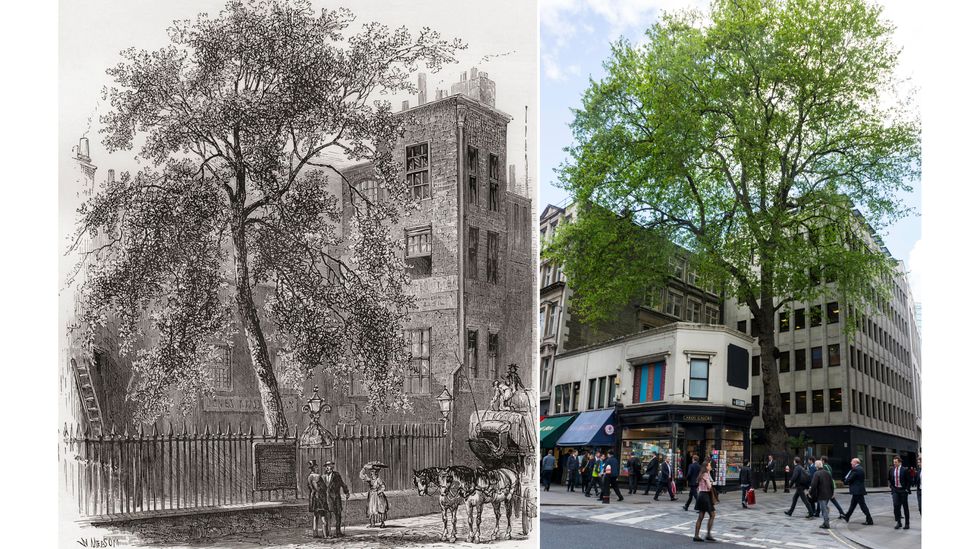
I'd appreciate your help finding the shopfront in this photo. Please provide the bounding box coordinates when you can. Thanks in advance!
[556,408,618,451]
[619,405,752,490]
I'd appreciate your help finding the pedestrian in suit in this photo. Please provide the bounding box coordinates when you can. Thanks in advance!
[683,454,701,511]
[626,453,642,494]
[307,460,329,538]
[605,450,624,502]
[888,456,912,530]
[579,452,593,496]
[565,450,580,492]
[319,460,350,536]
[655,456,676,500]
[643,453,661,495]
[784,456,814,517]
[914,457,921,515]
[808,460,835,529]
[806,456,820,517]
[692,458,717,542]
[820,455,845,516]
[739,460,752,508]
[841,457,873,525]
[763,455,777,492]
[541,449,555,491]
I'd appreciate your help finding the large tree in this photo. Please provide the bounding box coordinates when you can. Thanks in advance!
[70,0,463,433]
[547,0,918,456]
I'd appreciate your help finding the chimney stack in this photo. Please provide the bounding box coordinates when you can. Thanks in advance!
[418,73,428,106]
[107,169,115,184]
[401,100,410,111]
[78,137,90,161]
[470,67,479,80]
[460,71,467,82]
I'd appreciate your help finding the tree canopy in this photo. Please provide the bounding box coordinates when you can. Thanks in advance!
[547,0,919,454]
[70,0,463,431]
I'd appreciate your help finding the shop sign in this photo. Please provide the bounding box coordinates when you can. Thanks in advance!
[604,424,615,435]
[682,414,714,423]
[204,395,299,413]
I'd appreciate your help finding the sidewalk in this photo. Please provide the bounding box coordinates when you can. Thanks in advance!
[541,483,921,549]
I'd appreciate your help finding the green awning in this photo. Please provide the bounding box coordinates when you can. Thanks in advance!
[540,414,577,448]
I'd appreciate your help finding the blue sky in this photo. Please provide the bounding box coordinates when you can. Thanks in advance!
[539,0,922,286]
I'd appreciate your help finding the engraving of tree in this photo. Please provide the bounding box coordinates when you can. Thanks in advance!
[70,0,463,434]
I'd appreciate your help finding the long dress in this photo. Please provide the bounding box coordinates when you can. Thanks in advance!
[361,472,389,522]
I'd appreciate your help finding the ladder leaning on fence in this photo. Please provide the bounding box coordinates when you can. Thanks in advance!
[71,357,103,436]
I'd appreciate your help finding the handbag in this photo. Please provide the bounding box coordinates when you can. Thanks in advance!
[746,488,756,505]
[671,480,677,494]
[710,485,720,504]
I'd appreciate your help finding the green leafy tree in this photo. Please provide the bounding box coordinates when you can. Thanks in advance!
[547,0,918,455]
[69,0,463,433]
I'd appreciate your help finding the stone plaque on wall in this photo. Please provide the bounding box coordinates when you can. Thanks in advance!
[337,404,359,424]
[253,441,297,491]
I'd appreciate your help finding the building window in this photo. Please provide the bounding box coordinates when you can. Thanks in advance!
[404,328,431,394]
[781,392,791,415]
[589,376,613,409]
[607,374,617,405]
[467,227,479,279]
[666,290,683,318]
[543,303,558,338]
[809,267,821,286]
[686,299,702,323]
[779,311,789,332]
[752,355,760,376]
[852,389,858,414]
[812,389,824,413]
[828,344,841,367]
[794,308,806,330]
[737,319,747,333]
[406,143,430,199]
[750,317,759,337]
[795,391,808,414]
[488,154,499,211]
[353,178,380,205]
[671,257,685,281]
[811,346,823,369]
[752,394,760,417]
[210,346,233,392]
[488,333,499,379]
[794,348,806,371]
[467,146,479,206]
[829,388,842,412]
[405,226,432,277]
[827,302,840,324]
[705,304,719,325]
[553,384,563,413]
[633,362,666,403]
[486,231,499,284]
[779,351,791,372]
[541,356,551,393]
[689,358,709,400]
[467,329,479,378]
[810,305,823,327]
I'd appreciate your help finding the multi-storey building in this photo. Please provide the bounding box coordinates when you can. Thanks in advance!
[63,68,534,468]
[540,201,921,488]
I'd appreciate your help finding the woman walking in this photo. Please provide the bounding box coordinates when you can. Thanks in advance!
[693,458,717,542]
[360,461,390,528]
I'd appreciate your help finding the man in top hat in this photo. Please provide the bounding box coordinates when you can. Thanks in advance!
[320,460,351,536]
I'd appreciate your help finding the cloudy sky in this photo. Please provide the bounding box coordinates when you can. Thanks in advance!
[539,0,923,299]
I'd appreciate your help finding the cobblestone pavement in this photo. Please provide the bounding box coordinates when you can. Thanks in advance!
[75,511,536,548]
[541,487,920,549]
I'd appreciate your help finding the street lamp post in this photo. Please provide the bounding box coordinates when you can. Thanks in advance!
[436,385,453,436]
[300,385,334,448]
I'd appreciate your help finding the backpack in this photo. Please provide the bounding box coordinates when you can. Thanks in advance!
[797,465,811,485]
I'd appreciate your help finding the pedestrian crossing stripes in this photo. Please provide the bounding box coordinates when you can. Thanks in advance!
[785,543,817,548]
[590,509,645,521]
[617,513,666,524]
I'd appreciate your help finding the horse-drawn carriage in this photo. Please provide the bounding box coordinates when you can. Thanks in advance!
[467,364,537,536]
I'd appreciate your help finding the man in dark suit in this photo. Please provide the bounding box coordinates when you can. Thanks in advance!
[914,457,922,515]
[579,451,593,496]
[841,457,873,525]
[643,453,661,495]
[320,460,351,536]
[763,455,777,492]
[655,455,676,500]
[626,453,643,494]
[565,449,580,492]
[683,454,701,511]
[784,456,814,517]
[888,456,912,530]
[605,450,624,502]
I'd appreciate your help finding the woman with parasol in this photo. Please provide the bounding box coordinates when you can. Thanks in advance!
[360,461,390,527]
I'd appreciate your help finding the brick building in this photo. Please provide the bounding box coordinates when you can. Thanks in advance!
[63,69,534,469]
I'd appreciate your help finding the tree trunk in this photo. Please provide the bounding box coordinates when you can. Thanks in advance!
[231,216,289,435]
[758,290,789,461]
